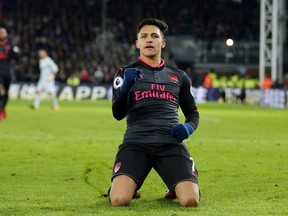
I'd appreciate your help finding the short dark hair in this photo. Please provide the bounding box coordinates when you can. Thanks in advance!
[137,18,168,38]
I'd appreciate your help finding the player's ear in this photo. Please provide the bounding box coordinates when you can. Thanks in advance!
[135,40,140,49]
[161,39,166,48]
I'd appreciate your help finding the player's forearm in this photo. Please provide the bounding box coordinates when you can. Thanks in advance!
[112,93,129,120]
[185,110,199,130]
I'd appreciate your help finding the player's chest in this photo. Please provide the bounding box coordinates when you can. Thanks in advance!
[133,69,181,95]
[138,69,180,84]
[40,60,50,70]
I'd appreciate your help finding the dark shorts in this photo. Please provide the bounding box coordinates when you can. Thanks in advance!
[0,72,11,90]
[111,142,198,191]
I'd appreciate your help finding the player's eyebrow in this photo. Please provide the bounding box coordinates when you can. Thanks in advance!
[139,32,161,37]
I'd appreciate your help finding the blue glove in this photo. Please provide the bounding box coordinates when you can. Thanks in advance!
[170,123,194,142]
[120,68,142,93]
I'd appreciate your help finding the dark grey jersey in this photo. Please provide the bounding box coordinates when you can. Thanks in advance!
[0,39,18,73]
[112,57,199,144]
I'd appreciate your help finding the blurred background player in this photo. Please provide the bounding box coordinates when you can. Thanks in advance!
[0,27,19,121]
[31,49,59,110]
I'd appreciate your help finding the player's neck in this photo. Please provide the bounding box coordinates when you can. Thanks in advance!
[140,55,162,67]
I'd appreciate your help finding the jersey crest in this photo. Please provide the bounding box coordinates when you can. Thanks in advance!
[168,74,179,83]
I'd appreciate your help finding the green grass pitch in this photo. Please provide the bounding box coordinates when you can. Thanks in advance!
[1,100,288,216]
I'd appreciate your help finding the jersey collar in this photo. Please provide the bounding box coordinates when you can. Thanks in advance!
[138,56,165,69]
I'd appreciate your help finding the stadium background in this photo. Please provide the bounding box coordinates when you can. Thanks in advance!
[1,1,288,215]
[1,0,288,108]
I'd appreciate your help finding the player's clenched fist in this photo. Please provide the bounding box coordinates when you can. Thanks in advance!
[120,68,142,93]
[170,123,194,142]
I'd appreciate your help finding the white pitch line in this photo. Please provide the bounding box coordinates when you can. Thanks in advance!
[2,135,286,145]
[201,116,221,122]
[0,135,122,140]
[192,138,288,144]
[179,113,221,122]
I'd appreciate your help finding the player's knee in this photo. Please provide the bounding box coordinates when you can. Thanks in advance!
[176,189,200,207]
[110,194,131,206]
[178,196,199,207]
